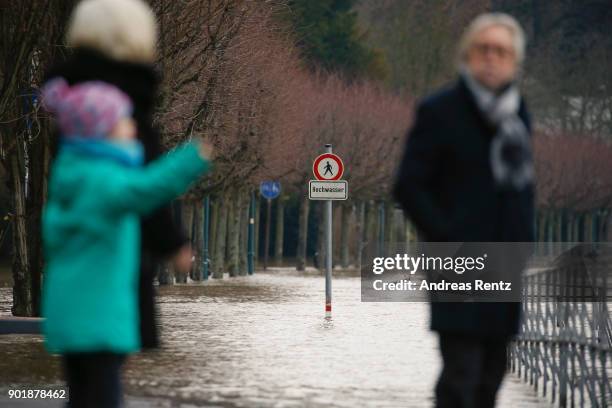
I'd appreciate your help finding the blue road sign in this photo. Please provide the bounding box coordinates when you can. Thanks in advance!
[260,181,281,200]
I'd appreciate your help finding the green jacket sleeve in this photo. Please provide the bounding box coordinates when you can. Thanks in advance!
[103,142,210,215]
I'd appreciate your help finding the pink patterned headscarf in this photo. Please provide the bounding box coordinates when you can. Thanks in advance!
[41,77,133,139]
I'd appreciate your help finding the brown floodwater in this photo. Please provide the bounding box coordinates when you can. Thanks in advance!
[0,269,548,407]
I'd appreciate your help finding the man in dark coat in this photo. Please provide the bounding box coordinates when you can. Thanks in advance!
[45,48,191,350]
[393,13,534,408]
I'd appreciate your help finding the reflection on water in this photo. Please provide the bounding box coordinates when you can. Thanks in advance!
[0,269,547,407]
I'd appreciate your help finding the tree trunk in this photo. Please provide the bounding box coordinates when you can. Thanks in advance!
[26,127,50,316]
[396,209,405,245]
[176,201,194,283]
[239,191,249,275]
[210,198,219,260]
[158,263,174,285]
[227,189,241,277]
[377,201,385,256]
[354,201,366,272]
[340,202,351,268]
[573,213,581,242]
[566,212,574,249]
[274,198,284,266]
[385,201,396,255]
[592,211,599,242]
[555,210,563,254]
[192,202,204,281]
[585,212,593,243]
[8,122,49,317]
[262,199,272,269]
[405,217,417,247]
[365,200,377,255]
[296,193,310,271]
[213,194,228,278]
[254,195,260,266]
[537,210,546,256]
[599,210,609,243]
[10,152,32,316]
[545,210,554,255]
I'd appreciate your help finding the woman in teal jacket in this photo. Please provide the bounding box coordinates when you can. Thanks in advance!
[40,77,212,407]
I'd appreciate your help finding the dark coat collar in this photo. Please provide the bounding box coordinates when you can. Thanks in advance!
[44,48,160,121]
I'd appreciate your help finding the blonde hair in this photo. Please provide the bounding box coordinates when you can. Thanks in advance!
[66,0,158,63]
[457,13,526,65]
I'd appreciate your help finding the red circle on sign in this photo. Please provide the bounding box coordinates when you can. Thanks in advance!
[313,153,344,181]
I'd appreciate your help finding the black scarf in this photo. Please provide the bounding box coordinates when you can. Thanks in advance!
[44,48,162,162]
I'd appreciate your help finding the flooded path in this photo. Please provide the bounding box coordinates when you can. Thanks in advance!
[0,269,548,407]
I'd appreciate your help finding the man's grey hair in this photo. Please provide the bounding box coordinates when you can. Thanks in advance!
[457,13,526,65]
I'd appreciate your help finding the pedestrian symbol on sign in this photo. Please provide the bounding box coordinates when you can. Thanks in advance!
[313,153,344,181]
[323,161,334,177]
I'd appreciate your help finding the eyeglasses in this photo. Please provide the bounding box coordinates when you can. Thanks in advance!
[471,42,515,60]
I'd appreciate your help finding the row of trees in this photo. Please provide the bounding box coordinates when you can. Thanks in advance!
[1,1,611,316]
[0,0,410,314]
[146,0,413,280]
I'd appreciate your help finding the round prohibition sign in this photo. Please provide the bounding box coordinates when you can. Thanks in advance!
[313,153,344,181]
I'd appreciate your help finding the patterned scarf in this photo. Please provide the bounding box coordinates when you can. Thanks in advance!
[461,66,534,191]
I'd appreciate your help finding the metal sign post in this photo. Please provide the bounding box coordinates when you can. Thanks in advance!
[324,145,333,317]
[260,181,281,271]
[264,198,272,270]
[203,195,210,280]
[309,145,347,318]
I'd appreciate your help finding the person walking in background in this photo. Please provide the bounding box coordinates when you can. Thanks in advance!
[44,0,190,353]
[393,13,534,408]
[40,78,212,407]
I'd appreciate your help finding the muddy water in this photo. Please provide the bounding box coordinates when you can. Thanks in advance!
[0,269,547,407]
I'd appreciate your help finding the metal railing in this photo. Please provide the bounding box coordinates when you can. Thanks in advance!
[509,243,612,407]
